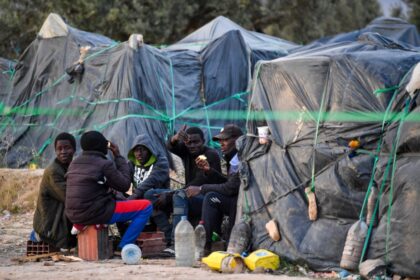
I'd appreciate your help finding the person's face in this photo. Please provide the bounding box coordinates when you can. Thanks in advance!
[219,137,236,155]
[185,133,204,156]
[55,140,75,165]
[133,145,151,165]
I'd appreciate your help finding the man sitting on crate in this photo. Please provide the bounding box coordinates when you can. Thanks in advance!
[186,124,243,254]
[32,132,77,250]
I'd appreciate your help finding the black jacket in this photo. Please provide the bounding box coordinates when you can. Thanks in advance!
[65,151,131,224]
[166,139,222,187]
[200,150,241,196]
[127,134,170,199]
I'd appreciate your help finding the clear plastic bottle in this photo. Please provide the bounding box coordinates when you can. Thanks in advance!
[227,219,251,254]
[175,216,195,267]
[340,220,368,271]
[121,244,142,265]
[194,220,206,261]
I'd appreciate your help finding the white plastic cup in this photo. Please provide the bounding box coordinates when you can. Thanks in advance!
[257,126,270,144]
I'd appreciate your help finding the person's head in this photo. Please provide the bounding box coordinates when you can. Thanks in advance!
[133,145,151,166]
[212,124,243,155]
[80,130,108,155]
[185,127,205,156]
[54,132,76,165]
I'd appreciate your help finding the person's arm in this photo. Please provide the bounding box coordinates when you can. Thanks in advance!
[166,125,189,156]
[200,171,240,196]
[104,142,132,193]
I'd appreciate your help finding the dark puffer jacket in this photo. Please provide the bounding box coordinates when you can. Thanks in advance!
[65,151,131,225]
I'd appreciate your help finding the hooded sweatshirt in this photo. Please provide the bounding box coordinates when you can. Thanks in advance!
[128,134,170,199]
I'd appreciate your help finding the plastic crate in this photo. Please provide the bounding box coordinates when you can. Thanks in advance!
[26,240,59,256]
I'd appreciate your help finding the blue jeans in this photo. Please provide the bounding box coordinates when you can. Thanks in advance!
[172,189,204,241]
[144,188,173,245]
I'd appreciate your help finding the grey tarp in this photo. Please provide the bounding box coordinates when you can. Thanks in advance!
[238,33,420,275]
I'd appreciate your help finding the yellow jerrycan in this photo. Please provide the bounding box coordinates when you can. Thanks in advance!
[244,249,280,271]
[202,251,245,273]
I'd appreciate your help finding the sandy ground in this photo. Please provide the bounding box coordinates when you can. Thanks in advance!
[0,168,314,280]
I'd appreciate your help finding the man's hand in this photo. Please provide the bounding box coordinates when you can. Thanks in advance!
[171,125,188,144]
[154,191,174,209]
[195,156,210,172]
[108,141,120,157]
[185,186,201,198]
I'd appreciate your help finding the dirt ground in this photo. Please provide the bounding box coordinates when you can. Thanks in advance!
[0,169,314,280]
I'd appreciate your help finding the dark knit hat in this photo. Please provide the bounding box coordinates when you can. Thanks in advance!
[54,132,76,150]
[80,131,108,155]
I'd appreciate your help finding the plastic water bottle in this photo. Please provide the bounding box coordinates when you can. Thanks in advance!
[194,220,206,261]
[340,220,368,271]
[121,244,142,265]
[227,219,251,254]
[175,216,195,267]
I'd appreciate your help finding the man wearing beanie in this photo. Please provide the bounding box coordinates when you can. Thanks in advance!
[33,132,77,249]
[65,131,152,250]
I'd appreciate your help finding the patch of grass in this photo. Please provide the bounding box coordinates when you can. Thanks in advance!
[0,169,43,213]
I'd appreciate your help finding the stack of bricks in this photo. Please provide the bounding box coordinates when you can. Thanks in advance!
[77,225,112,261]
[136,231,166,257]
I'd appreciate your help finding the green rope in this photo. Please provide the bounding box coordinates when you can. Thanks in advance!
[385,97,410,263]
[358,69,412,264]
[373,85,399,95]
[310,80,329,193]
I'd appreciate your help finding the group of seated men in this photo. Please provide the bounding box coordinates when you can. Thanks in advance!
[32,123,243,256]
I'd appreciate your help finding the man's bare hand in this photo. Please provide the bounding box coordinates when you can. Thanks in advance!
[195,155,210,171]
[108,141,120,157]
[172,125,188,144]
[185,186,201,198]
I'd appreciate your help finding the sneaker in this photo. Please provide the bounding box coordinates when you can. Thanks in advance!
[162,245,175,257]
[71,224,87,235]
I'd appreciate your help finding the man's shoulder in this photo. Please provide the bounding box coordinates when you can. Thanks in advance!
[203,146,219,157]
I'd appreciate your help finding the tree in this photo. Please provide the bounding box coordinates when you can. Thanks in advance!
[0,0,381,60]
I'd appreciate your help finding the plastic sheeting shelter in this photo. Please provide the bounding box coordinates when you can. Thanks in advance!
[238,33,420,276]
[0,14,296,167]
[297,17,420,52]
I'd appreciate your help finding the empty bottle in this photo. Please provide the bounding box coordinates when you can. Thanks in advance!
[227,219,251,254]
[175,216,195,267]
[121,244,142,265]
[340,220,368,271]
[366,187,378,227]
[194,220,206,261]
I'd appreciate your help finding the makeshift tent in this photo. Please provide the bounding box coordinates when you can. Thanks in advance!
[0,13,297,167]
[238,32,420,275]
[296,17,420,52]
[164,16,297,142]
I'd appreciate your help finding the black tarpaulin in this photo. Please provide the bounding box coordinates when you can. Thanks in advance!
[238,33,420,274]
